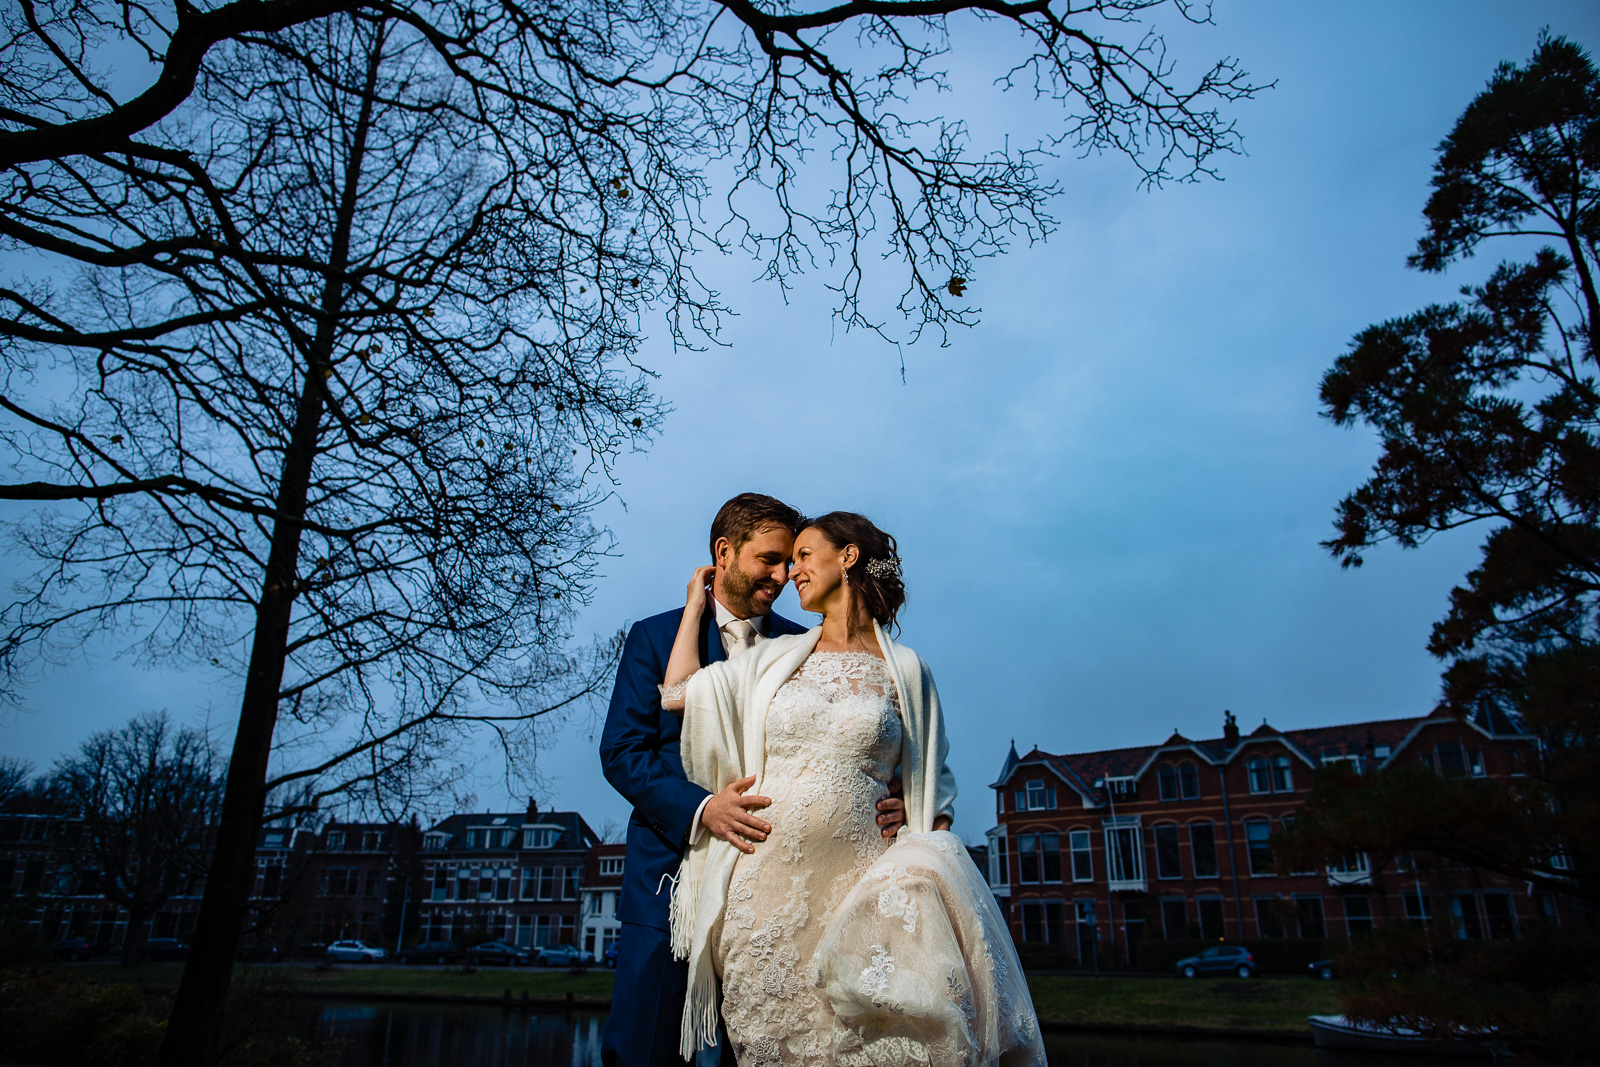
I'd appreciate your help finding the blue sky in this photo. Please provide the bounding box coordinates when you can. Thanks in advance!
[5,0,1599,841]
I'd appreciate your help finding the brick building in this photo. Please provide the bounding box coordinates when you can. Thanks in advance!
[306,821,409,943]
[241,823,318,953]
[987,706,1565,968]
[580,842,626,961]
[0,806,117,947]
[416,803,598,950]
[0,803,213,952]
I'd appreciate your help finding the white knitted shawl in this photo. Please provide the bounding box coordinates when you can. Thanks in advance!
[668,620,957,1060]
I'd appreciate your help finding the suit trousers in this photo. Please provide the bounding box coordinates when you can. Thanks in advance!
[601,921,737,1067]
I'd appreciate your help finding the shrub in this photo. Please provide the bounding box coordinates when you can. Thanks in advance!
[0,969,163,1067]
[0,966,340,1067]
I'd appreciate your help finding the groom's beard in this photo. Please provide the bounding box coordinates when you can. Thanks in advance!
[722,560,781,617]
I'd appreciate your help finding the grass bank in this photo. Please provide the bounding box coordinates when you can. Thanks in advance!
[75,963,614,1006]
[72,964,1338,1037]
[1027,976,1337,1036]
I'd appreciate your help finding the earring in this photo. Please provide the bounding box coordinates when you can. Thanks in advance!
[841,565,849,586]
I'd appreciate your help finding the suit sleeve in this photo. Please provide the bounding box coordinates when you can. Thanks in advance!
[599,620,713,847]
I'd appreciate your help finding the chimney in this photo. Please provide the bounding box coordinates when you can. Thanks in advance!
[1223,710,1240,750]
[525,797,539,818]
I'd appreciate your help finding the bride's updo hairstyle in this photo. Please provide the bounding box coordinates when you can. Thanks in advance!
[801,511,906,632]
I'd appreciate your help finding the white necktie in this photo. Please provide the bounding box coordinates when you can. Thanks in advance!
[724,618,758,659]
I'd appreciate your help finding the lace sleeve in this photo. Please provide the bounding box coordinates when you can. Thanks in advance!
[658,679,688,710]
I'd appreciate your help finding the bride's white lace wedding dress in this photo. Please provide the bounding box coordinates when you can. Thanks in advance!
[702,650,1043,1067]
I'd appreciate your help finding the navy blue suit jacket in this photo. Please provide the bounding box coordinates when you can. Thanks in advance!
[599,605,808,930]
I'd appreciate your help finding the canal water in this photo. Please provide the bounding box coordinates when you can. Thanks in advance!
[301,1002,1465,1067]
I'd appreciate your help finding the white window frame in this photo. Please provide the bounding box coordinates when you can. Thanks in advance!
[1102,816,1145,891]
[1152,823,1183,880]
[985,825,1009,890]
[1069,830,1093,883]
[1271,755,1294,792]
[523,826,558,849]
[1103,776,1137,802]
[1326,851,1371,886]
[1188,820,1220,879]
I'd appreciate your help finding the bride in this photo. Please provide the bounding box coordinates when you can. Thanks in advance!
[659,511,1043,1067]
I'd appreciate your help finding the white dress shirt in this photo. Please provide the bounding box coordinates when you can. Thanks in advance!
[688,597,769,844]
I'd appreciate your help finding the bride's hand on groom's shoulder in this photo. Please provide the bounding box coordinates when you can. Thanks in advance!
[685,565,715,616]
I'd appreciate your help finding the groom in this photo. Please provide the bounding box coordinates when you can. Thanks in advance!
[599,493,905,1067]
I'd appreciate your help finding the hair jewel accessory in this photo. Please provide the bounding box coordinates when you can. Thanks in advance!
[865,557,901,580]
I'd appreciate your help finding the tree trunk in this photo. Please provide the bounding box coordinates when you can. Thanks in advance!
[156,35,381,1063]
[120,904,153,966]
[155,374,323,1064]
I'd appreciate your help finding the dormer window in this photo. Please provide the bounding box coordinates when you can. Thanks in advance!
[1321,754,1364,774]
[1435,740,1464,776]
[1014,779,1056,812]
[1246,758,1270,794]
[523,827,557,849]
[1271,755,1294,792]
[326,830,345,851]
[1157,762,1201,801]
[1104,776,1137,801]
[423,833,448,851]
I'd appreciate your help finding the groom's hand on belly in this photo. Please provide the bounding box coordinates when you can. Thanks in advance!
[877,777,906,838]
[702,774,771,854]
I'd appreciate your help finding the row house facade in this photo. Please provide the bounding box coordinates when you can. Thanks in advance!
[416,803,598,950]
[987,706,1567,969]
[580,842,626,961]
[2,797,616,957]
[304,820,422,945]
[1,805,322,954]
[0,807,142,949]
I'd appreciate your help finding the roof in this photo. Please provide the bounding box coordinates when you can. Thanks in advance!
[990,740,1022,788]
[995,707,1535,807]
[423,810,597,852]
[255,825,305,849]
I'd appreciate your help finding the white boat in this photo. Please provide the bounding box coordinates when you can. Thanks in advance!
[1308,1014,1507,1058]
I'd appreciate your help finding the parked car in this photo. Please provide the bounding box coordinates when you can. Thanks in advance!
[468,940,531,967]
[143,938,190,962]
[1309,958,1336,981]
[1175,945,1256,978]
[397,940,464,965]
[50,937,93,962]
[603,943,619,969]
[534,944,593,968]
[325,939,387,963]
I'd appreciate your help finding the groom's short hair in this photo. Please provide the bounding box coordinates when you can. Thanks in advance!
[710,493,802,559]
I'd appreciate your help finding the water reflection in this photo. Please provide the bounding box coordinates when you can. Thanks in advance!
[304,1002,1482,1067]
[1041,1031,1313,1067]
[308,1003,605,1067]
